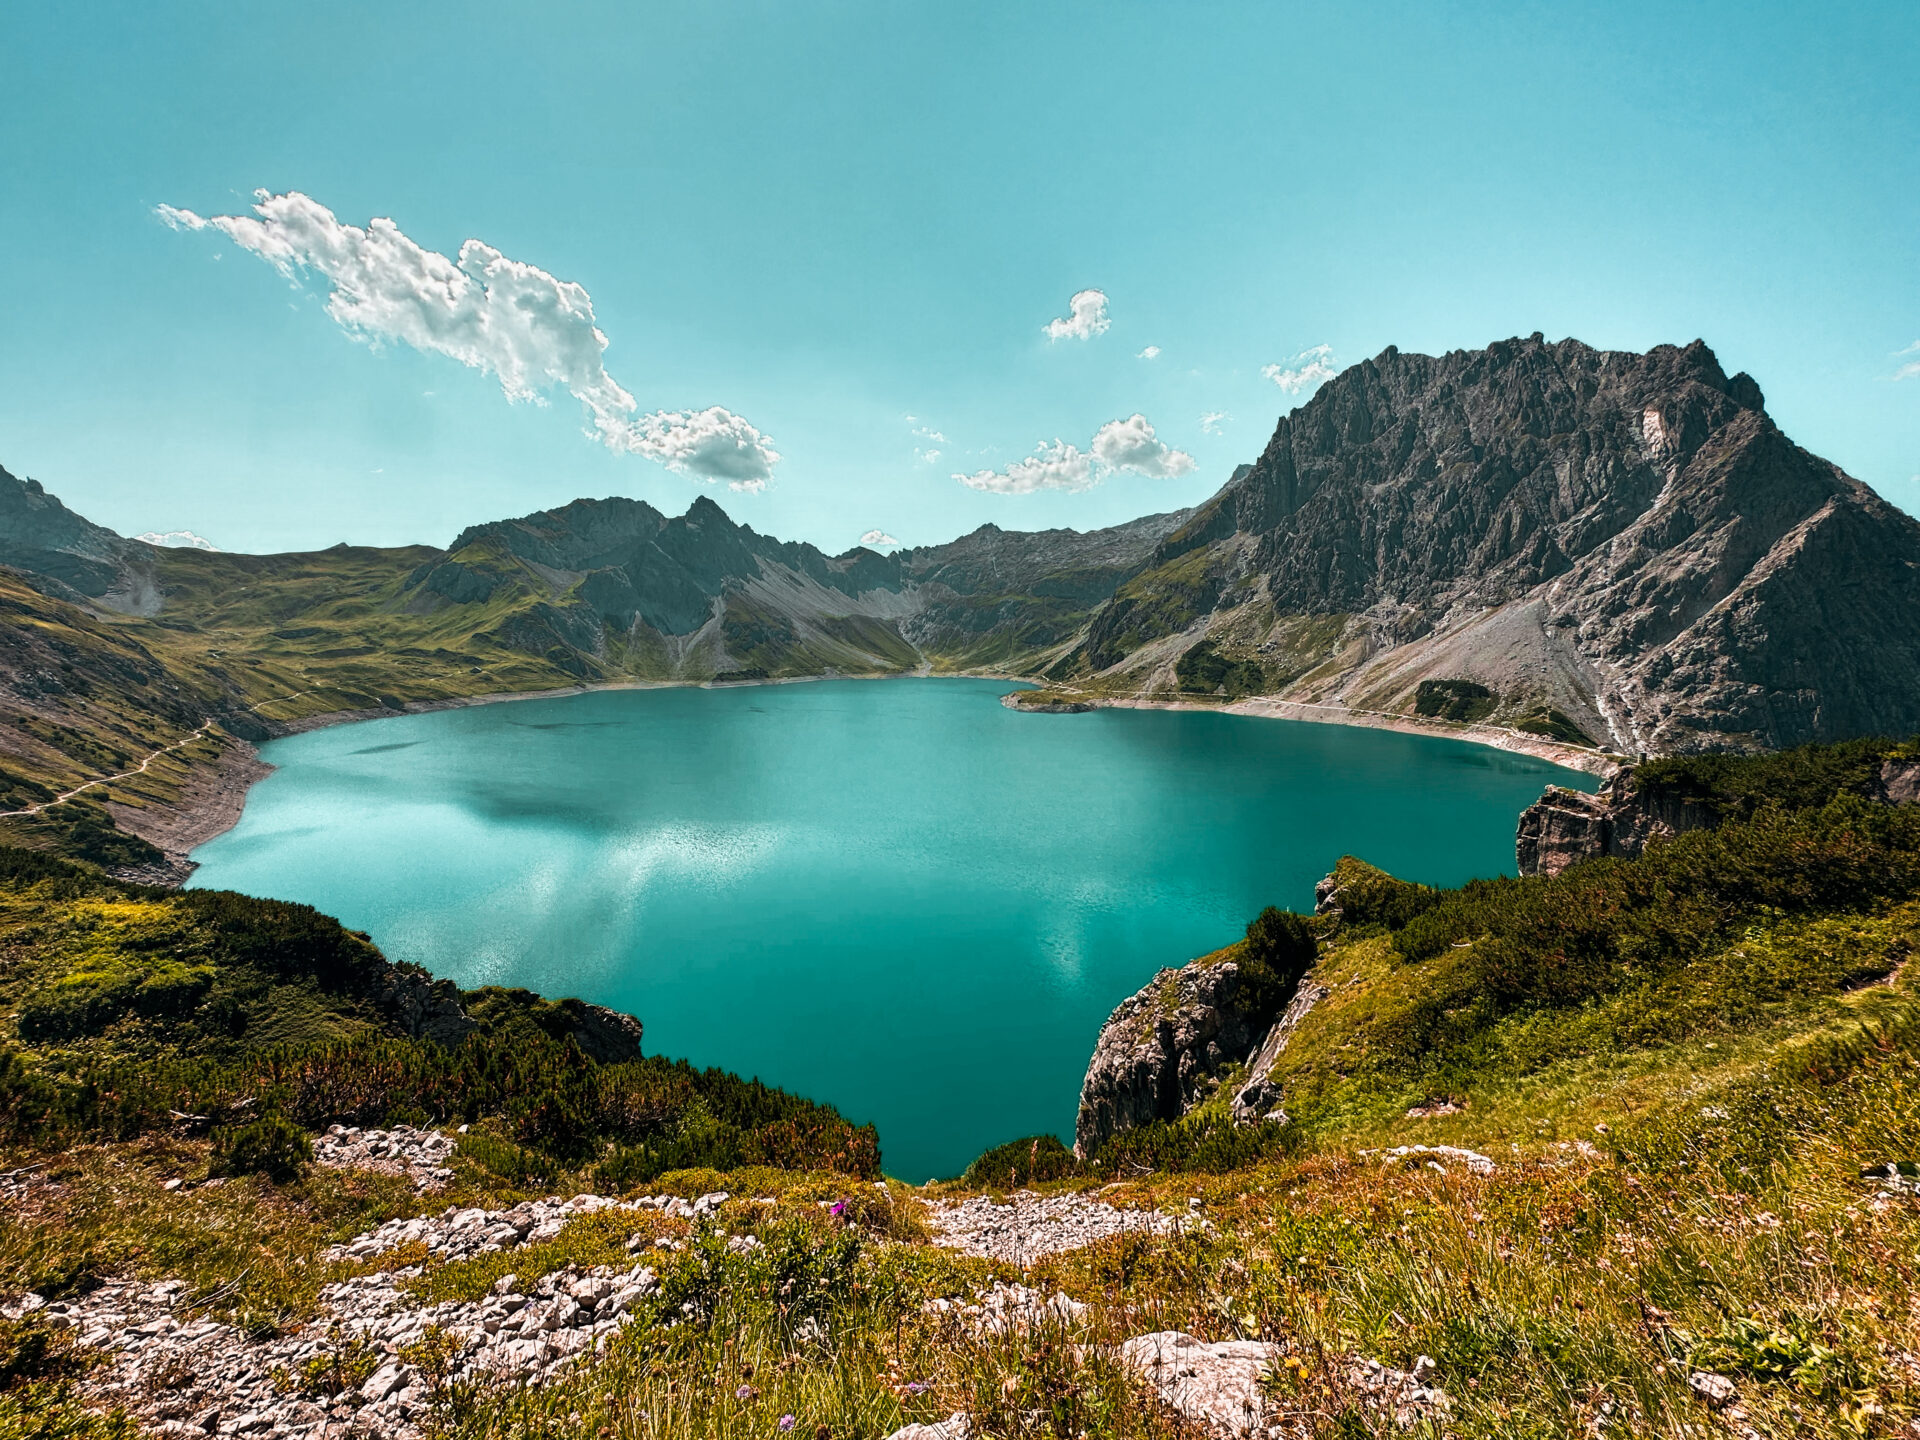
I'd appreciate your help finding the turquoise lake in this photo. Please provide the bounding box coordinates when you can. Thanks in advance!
[187,678,1596,1181]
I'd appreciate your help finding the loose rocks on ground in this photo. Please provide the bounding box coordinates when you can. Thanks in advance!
[922,1190,1179,1265]
[312,1126,456,1191]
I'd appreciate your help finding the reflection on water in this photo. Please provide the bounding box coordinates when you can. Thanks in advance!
[189,679,1595,1181]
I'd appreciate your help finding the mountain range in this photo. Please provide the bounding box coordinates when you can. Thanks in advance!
[3,332,1919,871]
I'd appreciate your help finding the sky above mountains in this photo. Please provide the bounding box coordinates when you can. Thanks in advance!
[4,1,1918,556]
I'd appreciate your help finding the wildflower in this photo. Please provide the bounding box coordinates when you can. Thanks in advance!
[830,1200,847,1218]
[779,1418,796,1432]
[737,1384,756,1400]
[905,1380,929,1394]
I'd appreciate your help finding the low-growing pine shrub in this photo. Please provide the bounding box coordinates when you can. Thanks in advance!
[209,1113,311,1184]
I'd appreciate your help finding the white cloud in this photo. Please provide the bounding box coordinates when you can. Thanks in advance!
[1897,342,1920,381]
[859,529,899,547]
[1089,414,1196,479]
[1200,410,1229,435]
[957,413,1194,494]
[159,191,779,488]
[1044,288,1110,341]
[958,441,1096,495]
[1137,345,1161,360]
[135,529,218,551]
[915,448,942,465]
[1262,343,1339,396]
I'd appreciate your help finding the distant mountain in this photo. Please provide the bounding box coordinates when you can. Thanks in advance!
[397,492,1192,681]
[1063,336,1920,752]
[0,463,159,612]
[2,333,1917,818]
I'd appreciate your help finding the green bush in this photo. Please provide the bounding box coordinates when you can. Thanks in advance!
[209,1113,312,1184]
[1413,678,1495,723]
[1238,907,1317,1017]
[1090,1111,1295,1175]
[459,1129,555,1186]
[960,1134,1079,1187]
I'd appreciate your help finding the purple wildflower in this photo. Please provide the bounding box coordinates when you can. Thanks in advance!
[779,1418,796,1432]
[830,1200,847,1218]
[906,1380,929,1395]
[737,1385,754,1400]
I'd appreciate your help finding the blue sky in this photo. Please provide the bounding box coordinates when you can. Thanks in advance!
[3,1,1917,555]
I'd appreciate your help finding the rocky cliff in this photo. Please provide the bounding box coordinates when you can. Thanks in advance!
[1062,336,1920,753]
[1072,959,1269,1157]
[1517,745,1920,876]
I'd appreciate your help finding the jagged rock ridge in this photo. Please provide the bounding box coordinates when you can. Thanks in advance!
[1065,335,1920,753]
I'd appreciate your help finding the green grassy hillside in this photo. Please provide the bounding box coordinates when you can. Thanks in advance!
[5,745,1920,1437]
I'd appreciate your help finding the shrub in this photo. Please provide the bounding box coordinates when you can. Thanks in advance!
[1238,907,1317,1017]
[209,1113,311,1184]
[1413,678,1495,723]
[1319,856,1437,930]
[960,1134,1079,1188]
[1090,1112,1295,1175]
[459,1130,555,1187]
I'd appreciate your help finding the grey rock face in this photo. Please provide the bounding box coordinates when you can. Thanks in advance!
[379,970,477,1045]
[1073,961,1268,1157]
[1516,768,1725,876]
[1077,336,1920,753]
[554,998,645,1064]
[1229,981,1331,1125]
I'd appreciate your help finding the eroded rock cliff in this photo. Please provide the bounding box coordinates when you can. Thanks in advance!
[1072,960,1268,1157]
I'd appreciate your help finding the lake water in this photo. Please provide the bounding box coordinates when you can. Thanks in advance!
[188,678,1595,1180]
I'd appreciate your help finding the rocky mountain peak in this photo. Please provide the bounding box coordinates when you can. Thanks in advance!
[1075,334,1920,753]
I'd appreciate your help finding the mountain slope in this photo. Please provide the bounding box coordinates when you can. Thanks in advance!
[1064,336,1920,753]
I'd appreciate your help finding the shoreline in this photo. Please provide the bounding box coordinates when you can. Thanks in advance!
[1094,694,1623,779]
[145,670,1615,883]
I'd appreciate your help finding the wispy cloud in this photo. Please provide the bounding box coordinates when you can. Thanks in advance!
[1044,288,1110,341]
[956,414,1194,494]
[1262,343,1339,396]
[159,191,780,490]
[907,419,946,465]
[1199,410,1229,435]
[1897,341,1920,381]
[1136,345,1161,360]
[858,529,899,547]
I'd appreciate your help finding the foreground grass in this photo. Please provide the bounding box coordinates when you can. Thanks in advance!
[7,1034,1920,1437]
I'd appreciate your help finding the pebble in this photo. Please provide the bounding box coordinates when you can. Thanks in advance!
[1360,1144,1497,1178]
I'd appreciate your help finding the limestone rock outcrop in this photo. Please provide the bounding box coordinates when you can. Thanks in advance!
[1228,981,1331,1125]
[1517,753,1920,876]
[1514,769,1717,877]
[1073,960,1268,1157]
